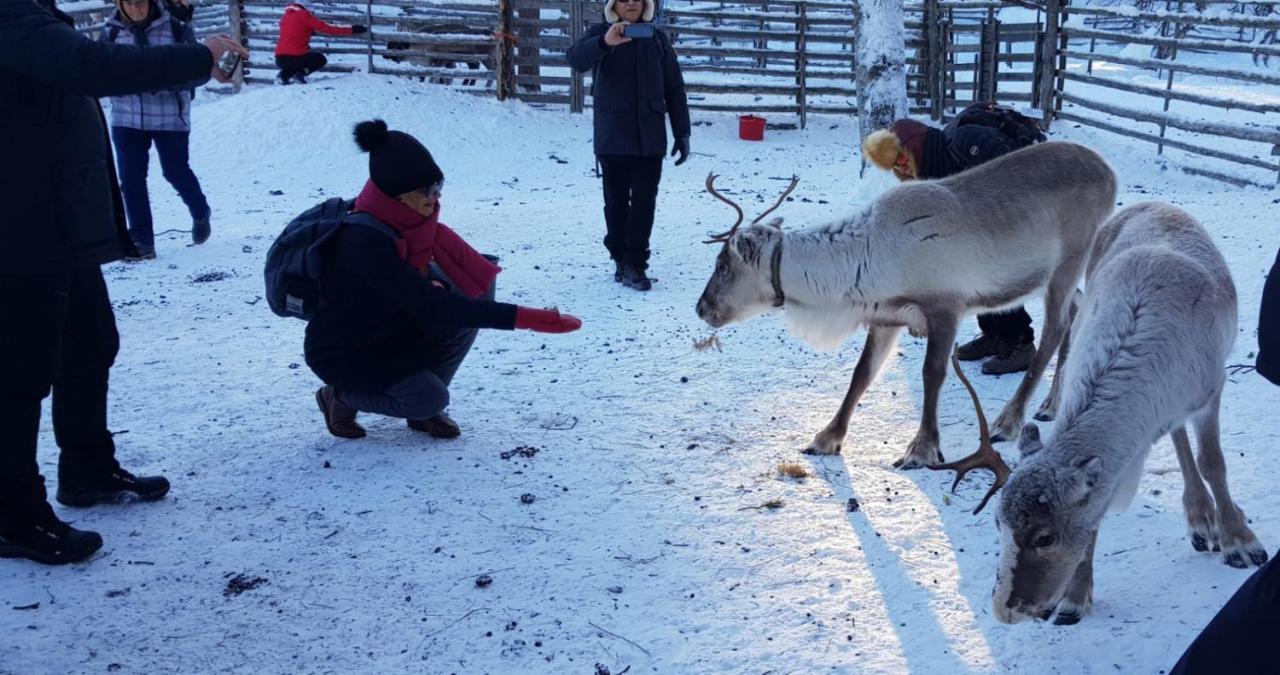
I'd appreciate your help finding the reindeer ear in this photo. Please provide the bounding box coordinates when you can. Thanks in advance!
[760,216,784,231]
[1018,424,1044,458]
[1063,455,1103,505]
[730,227,774,266]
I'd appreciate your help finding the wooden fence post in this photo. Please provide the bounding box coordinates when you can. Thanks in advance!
[1038,0,1062,129]
[797,1,807,129]
[497,0,515,101]
[925,0,942,120]
[365,0,373,74]
[569,0,584,113]
[1157,16,1181,155]
[228,0,246,93]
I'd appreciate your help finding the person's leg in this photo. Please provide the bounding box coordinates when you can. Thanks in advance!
[153,131,211,223]
[301,51,328,76]
[51,268,120,487]
[275,54,301,83]
[111,127,155,251]
[337,370,450,422]
[423,265,495,388]
[623,155,663,274]
[0,272,103,564]
[979,306,1036,375]
[0,273,70,528]
[1171,551,1280,674]
[598,155,632,273]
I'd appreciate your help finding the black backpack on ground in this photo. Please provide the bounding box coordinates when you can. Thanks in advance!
[264,198,397,320]
[948,102,1047,150]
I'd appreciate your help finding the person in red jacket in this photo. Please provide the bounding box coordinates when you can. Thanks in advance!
[273,2,365,85]
[308,120,582,440]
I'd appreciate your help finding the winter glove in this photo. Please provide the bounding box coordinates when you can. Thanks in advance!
[515,307,582,334]
[671,136,690,166]
[351,24,368,35]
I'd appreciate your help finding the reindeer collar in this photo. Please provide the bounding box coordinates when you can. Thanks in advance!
[770,240,785,308]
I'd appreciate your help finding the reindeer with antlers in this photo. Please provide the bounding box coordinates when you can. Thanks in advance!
[695,142,1117,469]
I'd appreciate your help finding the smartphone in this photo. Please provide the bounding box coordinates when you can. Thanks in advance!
[622,23,655,39]
[217,51,243,79]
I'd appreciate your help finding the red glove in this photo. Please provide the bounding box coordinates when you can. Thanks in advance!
[515,307,582,334]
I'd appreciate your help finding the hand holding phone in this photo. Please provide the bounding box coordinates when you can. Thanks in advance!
[622,22,655,39]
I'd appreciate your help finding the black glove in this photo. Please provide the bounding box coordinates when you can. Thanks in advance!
[671,136,689,166]
[351,24,368,35]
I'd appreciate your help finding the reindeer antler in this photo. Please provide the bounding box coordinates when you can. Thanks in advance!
[928,350,1012,515]
[703,174,800,244]
[704,173,745,244]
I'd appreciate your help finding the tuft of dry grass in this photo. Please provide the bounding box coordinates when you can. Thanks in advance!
[693,334,723,352]
[776,462,809,479]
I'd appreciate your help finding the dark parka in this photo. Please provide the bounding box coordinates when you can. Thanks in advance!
[304,224,519,393]
[0,0,212,274]
[567,23,691,157]
[1258,246,1280,385]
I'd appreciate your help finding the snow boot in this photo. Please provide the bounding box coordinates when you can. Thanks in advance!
[0,506,102,565]
[621,266,652,291]
[57,469,170,507]
[982,340,1035,375]
[316,385,366,439]
[956,333,1008,361]
[408,413,461,439]
[192,217,211,245]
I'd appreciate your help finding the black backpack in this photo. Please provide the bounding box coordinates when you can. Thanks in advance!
[949,102,1047,150]
[264,198,396,320]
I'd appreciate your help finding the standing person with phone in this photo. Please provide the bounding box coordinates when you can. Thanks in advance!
[567,0,690,292]
[0,0,246,565]
[101,0,216,259]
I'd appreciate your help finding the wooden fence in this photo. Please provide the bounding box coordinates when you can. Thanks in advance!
[59,0,1280,186]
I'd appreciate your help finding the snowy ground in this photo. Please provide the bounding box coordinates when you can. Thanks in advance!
[2,75,1277,674]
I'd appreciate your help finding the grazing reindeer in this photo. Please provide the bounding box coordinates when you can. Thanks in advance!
[695,142,1117,468]
[992,202,1269,626]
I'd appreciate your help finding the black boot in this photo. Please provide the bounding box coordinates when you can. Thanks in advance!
[621,266,652,291]
[0,505,102,565]
[56,468,170,508]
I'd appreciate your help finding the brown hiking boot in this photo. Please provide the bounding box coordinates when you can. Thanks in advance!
[982,341,1035,375]
[408,413,461,439]
[315,386,366,439]
[956,333,1009,361]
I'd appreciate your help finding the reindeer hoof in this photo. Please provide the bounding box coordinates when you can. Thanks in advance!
[803,441,842,456]
[1053,612,1082,626]
[1191,534,1209,552]
[1224,551,1248,569]
[1032,410,1055,422]
[1250,547,1270,567]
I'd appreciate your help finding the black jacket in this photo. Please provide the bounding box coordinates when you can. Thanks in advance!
[567,23,691,157]
[304,223,518,393]
[1258,246,1280,385]
[0,0,211,274]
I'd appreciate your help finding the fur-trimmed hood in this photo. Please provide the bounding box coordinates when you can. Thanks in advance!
[604,0,655,23]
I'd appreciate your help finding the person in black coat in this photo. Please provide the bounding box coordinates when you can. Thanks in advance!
[0,0,245,565]
[1258,246,1279,385]
[307,121,583,441]
[862,110,1043,375]
[567,0,691,291]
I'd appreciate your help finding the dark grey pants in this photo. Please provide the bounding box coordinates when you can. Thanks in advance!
[337,262,493,421]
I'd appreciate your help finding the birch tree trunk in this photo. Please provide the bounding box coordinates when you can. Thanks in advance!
[853,0,908,171]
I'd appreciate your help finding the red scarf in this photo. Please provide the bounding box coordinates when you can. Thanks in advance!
[353,180,500,297]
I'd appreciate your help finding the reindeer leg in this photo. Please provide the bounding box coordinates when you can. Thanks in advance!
[993,268,1078,441]
[898,312,959,469]
[1035,289,1081,422]
[1192,394,1269,568]
[805,325,901,455]
[1172,425,1219,553]
[1053,530,1097,625]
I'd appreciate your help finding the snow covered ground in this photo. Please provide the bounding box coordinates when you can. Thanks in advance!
[1,75,1277,674]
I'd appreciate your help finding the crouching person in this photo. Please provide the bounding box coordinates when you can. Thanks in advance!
[307,120,581,439]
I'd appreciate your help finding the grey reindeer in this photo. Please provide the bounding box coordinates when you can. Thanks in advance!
[992,202,1269,626]
[695,142,1117,469]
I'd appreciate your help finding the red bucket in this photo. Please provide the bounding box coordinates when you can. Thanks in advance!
[738,115,766,141]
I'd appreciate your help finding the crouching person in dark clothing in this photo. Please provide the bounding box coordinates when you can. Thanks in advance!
[567,0,691,292]
[863,107,1044,375]
[308,121,582,440]
[0,0,245,565]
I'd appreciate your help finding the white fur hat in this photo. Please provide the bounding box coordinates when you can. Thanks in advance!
[605,0,655,23]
